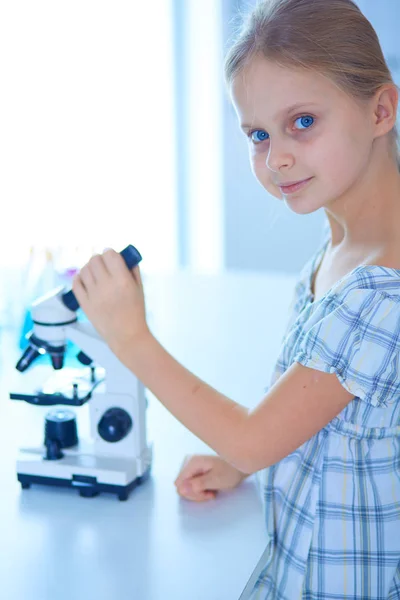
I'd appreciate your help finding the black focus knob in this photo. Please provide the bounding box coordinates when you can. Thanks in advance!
[44,409,78,449]
[45,438,64,461]
[97,408,133,443]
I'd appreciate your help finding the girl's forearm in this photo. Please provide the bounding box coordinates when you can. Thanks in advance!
[116,332,250,472]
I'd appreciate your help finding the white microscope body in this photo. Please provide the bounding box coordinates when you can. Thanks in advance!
[11,246,152,501]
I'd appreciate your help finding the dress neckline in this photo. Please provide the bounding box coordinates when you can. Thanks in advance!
[307,239,400,304]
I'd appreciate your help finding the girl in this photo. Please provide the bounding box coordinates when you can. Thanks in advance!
[72,0,400,597]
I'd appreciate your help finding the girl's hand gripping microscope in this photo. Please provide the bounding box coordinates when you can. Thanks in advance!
[10,245,152,501]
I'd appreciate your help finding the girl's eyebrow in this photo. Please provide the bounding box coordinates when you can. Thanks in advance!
[240,101,320,130]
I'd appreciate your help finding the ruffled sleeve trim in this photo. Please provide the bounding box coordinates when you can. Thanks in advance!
[293,288,400,407]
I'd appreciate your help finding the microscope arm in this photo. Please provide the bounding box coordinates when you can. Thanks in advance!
[66,321,138,395]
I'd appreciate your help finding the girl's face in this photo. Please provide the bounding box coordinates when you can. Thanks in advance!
[230,57,375,214]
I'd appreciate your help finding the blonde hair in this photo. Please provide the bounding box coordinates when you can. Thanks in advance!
[224,0,399,166]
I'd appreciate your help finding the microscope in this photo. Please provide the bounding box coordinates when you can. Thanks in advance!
[9,245,152,501]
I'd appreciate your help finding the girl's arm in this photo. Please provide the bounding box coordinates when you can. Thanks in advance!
[72,251,354,474]
[119,331,354,474]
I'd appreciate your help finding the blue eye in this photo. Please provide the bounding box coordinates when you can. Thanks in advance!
[295,115,314,129]
[250,130,269,143]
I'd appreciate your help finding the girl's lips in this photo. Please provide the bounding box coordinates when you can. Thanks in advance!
[279,177,313,194]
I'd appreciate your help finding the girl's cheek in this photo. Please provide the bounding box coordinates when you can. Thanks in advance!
[249,147,266,165]
[250,157,282,198]
[250,152,268,177]
[249,141,269,157]
[249,154,261,178]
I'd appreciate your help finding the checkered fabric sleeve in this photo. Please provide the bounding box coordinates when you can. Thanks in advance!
[293,288,400,407]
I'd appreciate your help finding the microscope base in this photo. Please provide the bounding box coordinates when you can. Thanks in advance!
[17,467,151,501]
[16,443,153,501]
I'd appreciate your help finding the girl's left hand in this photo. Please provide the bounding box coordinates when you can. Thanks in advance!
[72,248,150,355]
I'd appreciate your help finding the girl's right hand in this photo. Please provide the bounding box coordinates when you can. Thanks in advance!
[174,454,249,502]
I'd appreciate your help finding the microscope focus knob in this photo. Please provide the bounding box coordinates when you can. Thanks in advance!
[97,408,133,443]
[44,409,78,449]
[44,409,78,460]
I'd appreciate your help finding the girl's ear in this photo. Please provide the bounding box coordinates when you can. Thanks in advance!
[372,83,398,139]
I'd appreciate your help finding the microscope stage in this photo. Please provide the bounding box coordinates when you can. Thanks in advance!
[10,366,105,407]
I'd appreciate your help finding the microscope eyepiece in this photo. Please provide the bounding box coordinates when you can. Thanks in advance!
[61,244,142,312]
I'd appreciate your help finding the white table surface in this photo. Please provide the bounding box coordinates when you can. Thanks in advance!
[0,269,296,600]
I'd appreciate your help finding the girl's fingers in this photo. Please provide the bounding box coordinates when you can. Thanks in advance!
[190,474,218,494]
[176,475,218,499]
[72,274,88,302]
[102,248,127,276]
[175,466,209,488]
[177,485,217,502]
[75,266,95,290]
[174,455,194,486]
[132,265,144,290]
[89,253,111,279]
[174,455,212,487]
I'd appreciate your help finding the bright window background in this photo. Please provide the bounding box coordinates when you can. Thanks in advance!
[0,0,177,269]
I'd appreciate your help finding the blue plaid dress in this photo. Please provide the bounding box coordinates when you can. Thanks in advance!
[248,234,400,599]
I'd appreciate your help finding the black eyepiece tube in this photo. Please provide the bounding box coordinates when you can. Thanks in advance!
[61,244,142,312]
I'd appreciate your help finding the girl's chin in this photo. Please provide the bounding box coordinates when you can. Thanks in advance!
[284,195,324,215]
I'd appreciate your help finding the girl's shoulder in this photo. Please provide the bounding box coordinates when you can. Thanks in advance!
[298,217,400,305]
[290,270,400,409]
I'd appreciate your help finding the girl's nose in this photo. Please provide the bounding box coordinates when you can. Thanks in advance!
[266,142,294,172]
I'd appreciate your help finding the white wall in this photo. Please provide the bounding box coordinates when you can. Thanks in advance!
[182,0,225,273]
[356,0,400,88]
[0,0,177,271]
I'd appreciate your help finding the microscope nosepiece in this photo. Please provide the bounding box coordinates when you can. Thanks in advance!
[15,334,66,372]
